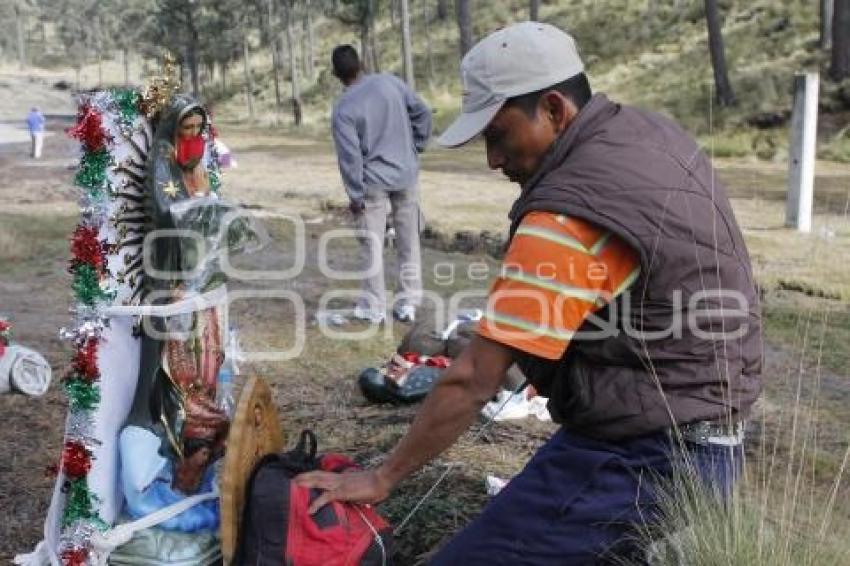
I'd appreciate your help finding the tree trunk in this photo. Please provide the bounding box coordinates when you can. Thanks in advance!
[529,0,540,21]
[285,3,302,126]
[304,0,315,81]
[400,0,415,89]
[14,4,26,69]
[221,61,227,93]
[704,0,736,106]
[822,0,834,49]
[272,39,283,109]
[423,0,436,86]
[437,0,449,20]
[123,48,130,87]
[360,25,371,72]
[241,31,255,120]
[98,54,103,87]
[186,5,201,97]
[456,0,473,58]
[268,0,283,110]
[831,0,850,81]
[368,0,380,72]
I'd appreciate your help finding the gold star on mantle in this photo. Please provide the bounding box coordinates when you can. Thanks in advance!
[162,181,180,199]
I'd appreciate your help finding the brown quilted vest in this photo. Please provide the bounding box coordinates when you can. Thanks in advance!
[508,94,762,440]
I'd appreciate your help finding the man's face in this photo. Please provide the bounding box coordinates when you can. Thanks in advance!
[482,93,576,186]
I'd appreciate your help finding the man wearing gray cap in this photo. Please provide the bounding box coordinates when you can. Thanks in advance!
[298,22,761,563]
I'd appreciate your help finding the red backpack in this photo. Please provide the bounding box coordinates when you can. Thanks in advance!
[235,430,393,565]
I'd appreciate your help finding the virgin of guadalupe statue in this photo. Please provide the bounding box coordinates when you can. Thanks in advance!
[15,84,267,566]
[114,94,265,560]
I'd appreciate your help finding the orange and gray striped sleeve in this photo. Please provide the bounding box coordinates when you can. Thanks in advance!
[478,211,641,360]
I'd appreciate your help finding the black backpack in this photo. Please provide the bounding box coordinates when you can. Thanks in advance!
[235,430,394,565]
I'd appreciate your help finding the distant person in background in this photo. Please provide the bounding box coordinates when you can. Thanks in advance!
[26,107,46,159]
[330,45,432,324]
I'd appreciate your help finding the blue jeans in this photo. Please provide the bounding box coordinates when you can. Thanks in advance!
[430,428,741,565]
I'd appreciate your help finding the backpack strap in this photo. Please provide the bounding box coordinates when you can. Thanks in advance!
[233,430,320,565]
[233,451,282,565]
[291,429,318,467]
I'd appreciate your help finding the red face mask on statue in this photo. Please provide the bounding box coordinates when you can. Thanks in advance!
[176,135,205,170]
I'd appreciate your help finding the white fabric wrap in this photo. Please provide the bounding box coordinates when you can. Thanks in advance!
[16,286,228,565]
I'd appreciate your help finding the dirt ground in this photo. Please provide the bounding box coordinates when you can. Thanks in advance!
[1,76,849,563]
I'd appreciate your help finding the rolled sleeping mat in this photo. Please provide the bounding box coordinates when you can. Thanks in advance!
[0,345,52,396]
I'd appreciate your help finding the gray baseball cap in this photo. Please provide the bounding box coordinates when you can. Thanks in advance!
[437,22,585,148]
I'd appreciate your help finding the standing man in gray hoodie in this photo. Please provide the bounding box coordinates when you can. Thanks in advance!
[330,45,432,324]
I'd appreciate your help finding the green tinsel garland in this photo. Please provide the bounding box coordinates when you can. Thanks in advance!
[209,169,221,192]
[74,149,112,195]
[71,264,115,306]
[111,88,140,125]
[61,477,105,529]
[63,379,101,411]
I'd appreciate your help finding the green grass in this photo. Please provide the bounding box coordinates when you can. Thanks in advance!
[0,212,75,276]
[819,132,850,164]
[45,0,849,162]
[763,293,850,373]
[762,291,850,387]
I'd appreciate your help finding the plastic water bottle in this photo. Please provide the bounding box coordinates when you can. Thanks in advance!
[216,361,235,418]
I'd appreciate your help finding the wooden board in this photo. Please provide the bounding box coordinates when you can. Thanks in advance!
[219,376,284,564]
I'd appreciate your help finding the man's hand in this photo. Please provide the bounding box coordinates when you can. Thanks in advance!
[294,468,393,515]
[349,199,366,216]
[293,335,514,515]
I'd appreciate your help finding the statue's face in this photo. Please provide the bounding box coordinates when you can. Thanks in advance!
[179,114,204,139]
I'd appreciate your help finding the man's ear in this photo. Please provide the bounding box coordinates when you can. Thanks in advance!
[540,91,578,134]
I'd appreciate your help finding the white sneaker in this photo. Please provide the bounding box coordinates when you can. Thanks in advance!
[353,304,385,324]
[393,304,416,323]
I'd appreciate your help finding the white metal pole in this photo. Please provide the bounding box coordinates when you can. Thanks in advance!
[786,72,819,233]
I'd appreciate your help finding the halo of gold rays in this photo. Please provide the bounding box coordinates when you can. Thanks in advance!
[139,53,182,119]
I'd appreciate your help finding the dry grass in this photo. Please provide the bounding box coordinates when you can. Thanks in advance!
[639,315,850,565]
[640,468,850,566]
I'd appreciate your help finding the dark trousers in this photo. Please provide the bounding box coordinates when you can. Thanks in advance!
[430,428,742,565]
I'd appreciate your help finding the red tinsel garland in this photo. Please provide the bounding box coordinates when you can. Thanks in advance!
[62,441,93,479]
[0,319,10,358]
[70,339,100,382]
[69,225,106,273]
[60,547,89,566]
[68,105,109,153]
